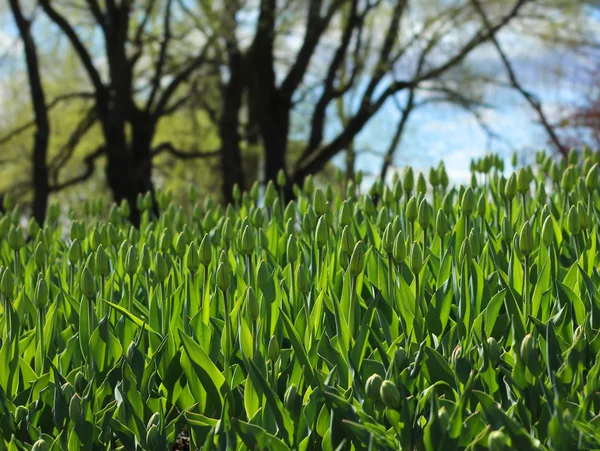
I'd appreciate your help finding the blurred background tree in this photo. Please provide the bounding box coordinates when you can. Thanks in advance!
[0,0,597,223]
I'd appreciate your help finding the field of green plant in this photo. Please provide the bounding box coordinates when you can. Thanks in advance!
[1,149,600,450]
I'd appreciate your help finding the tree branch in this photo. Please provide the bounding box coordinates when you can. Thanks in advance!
[49,146,105,192]
[151,142,220,159]
[471,0,568,158]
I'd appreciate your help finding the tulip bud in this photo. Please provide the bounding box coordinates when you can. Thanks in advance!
[501,217,513,244]
[504,173,517,200]
[429,166,440,187]
[520,334,536,368]
[74,371,86,393]
[459,237,472,266]
[32,439,49,451]
[146,424,159,449]
[284,201,296,224]
[216,262,231,292]
[418,199,431,229]
[410,242,423,274]
[516,168,529,194]
[256,260,270,291]
[379,380,401,409]
[406,196,418,223]
[268,336,280,362]
[568,205,580,236]
[578,201,590,231]
[477,193,487,217]
[586,163,599,191]
[568,148,579,165]
[376,208,389,230]
[562,166,577,193]
[340,226,354,256]
[95,245,110,277]
[315,216,328,248]
[28,217,40,238]
[349,241,365,277]
[488,430,510,451]
[540,216,553,247]
[185,243,199,272]
[7,226,24,251]
[313,188,327,216]
[461,186,475,216]
[33,277,49,310]
[338,201,351,227]
[81,266,96,299]
[392,231,406,264]
[519,221,534,257]
[365,373,383,400]
[154,253,168,282]
[277,169,287,188]
[1,268,14,298]
[417,173,427,195]
[284,384,298,411]
[241,225,255,255]
[403,167,414,195]
[392,179,403,201]
[382,224,394,255]
[246,287,259,322]
[69,393,82,422]
[439,165,449,189]
[487,337,501,367]
[14,405,28,424]
[124,246,138,277]
[295,264,310,294]
[199,234,212,267]
[435,210,449,238]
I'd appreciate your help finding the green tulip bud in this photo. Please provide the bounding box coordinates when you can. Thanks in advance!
[382,224,394,255]
[246,287,259,322]
[417,199,431,229]
[519,221,534,257]
[28,217,40,238]
[568,148,579,165]
[416,173,427,194]
[429,166,440,187]
[477,193,487,217]
[284,384,298,411]
[81,266,96,299]
[199,234,212,267]
[216,262,231,292]
[95,245,110,277]
[376,207,389,230]
[459,237,472,266]
[296,264,309,294]
[568,205,580,235]
[313,188,327,216]
[403,167,414,195]
[34,277,49,310]
[241,225,255,255]
[315,216,328,248]
[578,201,590,231]
[32,439,49,451]
[562,166,577,193]
[461,186,475,216]
[541,216,553,247]
[382,185,394,205]
[392,231,406,264]
[68,239,82,264]
[439,165,449,189]
[379,380,401,409]
[365,373,383,400]
[146,424,159,449]
[277,169,287,188]
[516,168,529,194]
[124,246,138,277]
[349,241,365,277]
[153,253,168,282]
[286,235,298,262]
[338,201,352,227]
[340,226,354,256]
[7,226,24,251]
[392,179,403,201]
[184,243,199,272]
[435,210,449,238]
[263,181,276,207]
[0,269,13,299]
[256,260,270,291]
[406,196,418,223]
[505,173,517,200]
[14,405,28,423]
[488,430,510,451]
[410,242,423,274]
[520,333,536,368]
[69,393,82,422]
[268,336,280,362]
[586,163,599,191]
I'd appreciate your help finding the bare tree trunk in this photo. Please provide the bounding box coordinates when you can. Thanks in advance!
[9,0,50,225]
[220,46,245,203]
